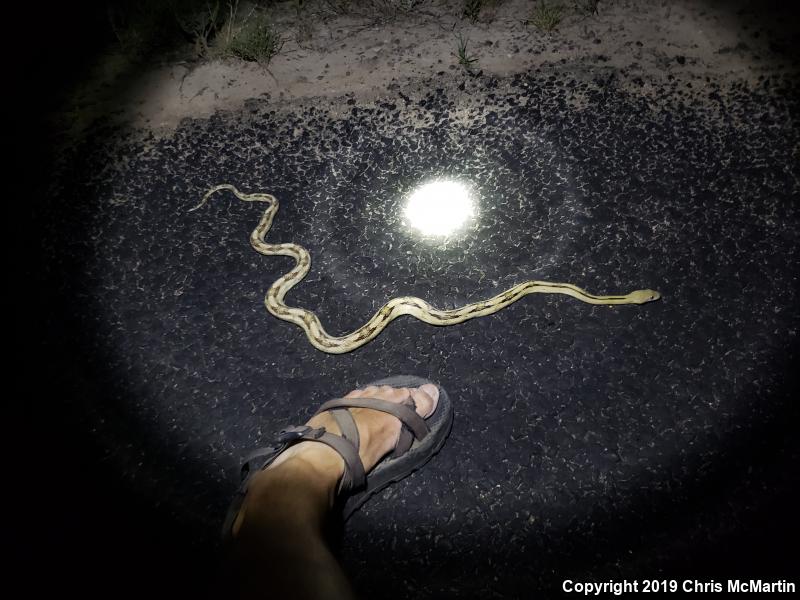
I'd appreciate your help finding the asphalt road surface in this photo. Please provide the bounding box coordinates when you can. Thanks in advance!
[28,65,798,597]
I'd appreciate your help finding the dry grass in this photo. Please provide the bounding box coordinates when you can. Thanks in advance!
[528,1,563,32]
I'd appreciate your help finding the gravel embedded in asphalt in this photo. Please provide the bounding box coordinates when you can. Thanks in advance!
[38,67,799,598]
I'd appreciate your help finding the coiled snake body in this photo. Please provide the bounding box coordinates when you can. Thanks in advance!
[192,184,660,354]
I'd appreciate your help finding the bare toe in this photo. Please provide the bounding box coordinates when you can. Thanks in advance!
[411,383,439,418]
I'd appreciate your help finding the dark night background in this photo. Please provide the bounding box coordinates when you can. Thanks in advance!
[16,2,799,598]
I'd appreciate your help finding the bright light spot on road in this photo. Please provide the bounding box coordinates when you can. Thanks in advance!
[404,180,475,236]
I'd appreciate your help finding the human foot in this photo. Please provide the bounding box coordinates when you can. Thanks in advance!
[265,382,439,478]
[227,377,451,538]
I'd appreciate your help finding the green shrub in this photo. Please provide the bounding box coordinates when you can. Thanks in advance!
[529,1,563,32]
[455,33,478,73]
[227,13,284,63]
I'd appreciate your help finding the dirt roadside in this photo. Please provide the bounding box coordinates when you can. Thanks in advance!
[54,0,797,139]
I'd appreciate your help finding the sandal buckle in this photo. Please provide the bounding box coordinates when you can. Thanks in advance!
[276,425,325,443]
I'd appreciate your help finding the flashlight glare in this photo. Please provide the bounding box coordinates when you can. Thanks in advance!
[404,180,475,236]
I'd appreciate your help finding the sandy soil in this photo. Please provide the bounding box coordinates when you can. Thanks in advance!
[58,0,798,137]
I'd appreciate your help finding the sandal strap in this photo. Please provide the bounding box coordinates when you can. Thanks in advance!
[268,424,366,494]
[241,445,282,470]
[315,397,430,442]
[329,408,360,448]
[237,395,428,504]
[314,431,365,494]
[390,427,414,459]
[237,446,283,493]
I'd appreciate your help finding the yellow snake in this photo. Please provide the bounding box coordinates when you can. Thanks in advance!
[191,184,661,354]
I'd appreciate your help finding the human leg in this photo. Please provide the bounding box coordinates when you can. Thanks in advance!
[226,383,441,600]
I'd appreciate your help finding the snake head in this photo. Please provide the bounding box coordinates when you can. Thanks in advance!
[630,289,661,304]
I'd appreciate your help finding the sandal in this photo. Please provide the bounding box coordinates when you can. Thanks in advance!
[221,375,454,541]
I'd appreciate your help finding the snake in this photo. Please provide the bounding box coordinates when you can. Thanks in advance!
[191,184,661,354]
